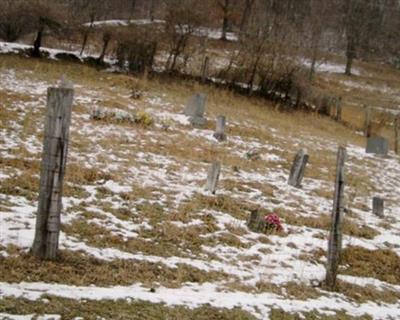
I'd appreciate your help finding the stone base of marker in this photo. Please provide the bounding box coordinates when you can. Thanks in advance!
[189,116,207,127]
[366,136,389,155]
[213,132,227,142]
[372,197,384,218]
[247,210,266,232]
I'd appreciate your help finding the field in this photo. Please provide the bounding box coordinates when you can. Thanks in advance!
[0,51,400,320]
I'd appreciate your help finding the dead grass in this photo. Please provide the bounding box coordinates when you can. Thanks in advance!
[0,296,256,320]
[336,280,400,304]
[341,246,400,285]
[269,308,372,320]
[0,250,228,288]
[279,211,379,239]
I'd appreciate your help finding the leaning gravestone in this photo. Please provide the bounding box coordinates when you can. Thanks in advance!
[184,93,207,127]
[288,149,309,188]
[205,161,221,194]
[372,197,384,218]
[366,136,389,155]
[213,115,227,142]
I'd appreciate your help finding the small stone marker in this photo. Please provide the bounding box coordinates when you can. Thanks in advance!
[366,136,389,155]
[184,93,207,127]
[288,149,309,188]
[372,197,384,218]
[213,115,227,142]
[206,161,221,194]
[247,209,266,232]
[326,146,347,290]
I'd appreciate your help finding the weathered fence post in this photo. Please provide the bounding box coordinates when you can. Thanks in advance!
[201,56,209,83]
[288,149,309,188]
[31,80,74,260]
[206,161,221,194]
[213,115,227,142]
[372,197,384,218]
[335,97,342,122]
[326,146,347,290]
[394,115,400,155]
[364,105,372,138]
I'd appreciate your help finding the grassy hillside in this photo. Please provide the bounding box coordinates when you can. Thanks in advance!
[0,54,400,319]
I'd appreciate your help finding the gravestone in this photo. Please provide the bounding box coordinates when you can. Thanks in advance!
[247,209,266,233]
[184,93,207,127]
[205,161,221,194]
[288,149,309,188]
[213,115,227,142]
[372,197,384,218]
[366,136,389,155]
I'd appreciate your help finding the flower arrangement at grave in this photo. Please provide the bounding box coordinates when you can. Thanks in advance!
[264,213,283,233]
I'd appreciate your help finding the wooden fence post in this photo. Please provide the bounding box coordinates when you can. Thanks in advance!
[394,115,400,155]
[288,149,309,188]
[326,146,347,290]
[206,161,221,194]
[335,97,342,122]
[31,81,74,260]
[364,105,372,138]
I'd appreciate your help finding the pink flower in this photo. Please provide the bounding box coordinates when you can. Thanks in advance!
[264,213,283,232]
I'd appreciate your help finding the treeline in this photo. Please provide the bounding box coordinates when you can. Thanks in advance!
[0,0,399,109]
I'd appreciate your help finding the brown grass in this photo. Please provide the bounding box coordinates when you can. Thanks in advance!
[0,296,256,320]
[341,246,400,285]
[0,250,228,288]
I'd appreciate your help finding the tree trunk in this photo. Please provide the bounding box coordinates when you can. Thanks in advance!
[80,16,94,56]
[345,33,356,76]
[98,35,111,63]
[32,28,43,58]
[149,0,156,22]
[239,0,254,34]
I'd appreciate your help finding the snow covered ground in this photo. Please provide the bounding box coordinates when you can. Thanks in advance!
[0,52,400,319]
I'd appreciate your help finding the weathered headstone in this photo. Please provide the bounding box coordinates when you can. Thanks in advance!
[184,93,207,127]
[247,209,266,232]
[213,115,227,142]
[372,197,384,218]
[206,161,221,194]
[366,136,389,155]
[288,149,309,188]
[32,81,74,260]
[326,146,347,290]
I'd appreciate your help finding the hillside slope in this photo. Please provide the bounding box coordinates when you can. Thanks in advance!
[0,55,400,319]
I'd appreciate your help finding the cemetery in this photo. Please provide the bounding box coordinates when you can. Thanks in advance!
[0,52,399,319]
